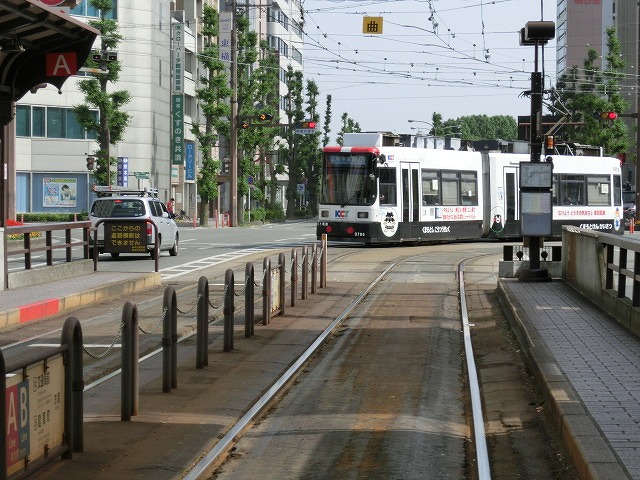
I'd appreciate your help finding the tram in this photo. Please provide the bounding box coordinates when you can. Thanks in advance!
[316,132,624,244]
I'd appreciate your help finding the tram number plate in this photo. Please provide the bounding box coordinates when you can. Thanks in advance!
[423,225,451,234]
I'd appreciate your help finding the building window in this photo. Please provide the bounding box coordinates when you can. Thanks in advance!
[16,105,97,140]
[70,0,117,19]
[16,105,30,137]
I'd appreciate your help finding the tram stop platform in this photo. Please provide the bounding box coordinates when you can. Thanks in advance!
[498,279,640,480]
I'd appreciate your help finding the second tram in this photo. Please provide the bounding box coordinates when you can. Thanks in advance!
[316,133,624,244]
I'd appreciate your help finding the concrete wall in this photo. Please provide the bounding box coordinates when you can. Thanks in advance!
[562,227,640,338]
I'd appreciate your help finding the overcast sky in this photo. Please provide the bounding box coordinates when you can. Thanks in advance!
[302,0,557,141]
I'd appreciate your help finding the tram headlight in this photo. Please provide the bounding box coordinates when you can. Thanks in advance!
[320,210,329,218]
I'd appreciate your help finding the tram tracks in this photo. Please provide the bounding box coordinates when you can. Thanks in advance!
[12,244,575,479]
[187,252,493,479]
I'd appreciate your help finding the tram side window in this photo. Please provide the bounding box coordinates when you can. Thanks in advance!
[586,175,609,206]
[557,174,585,205]
[421,169,440,205]
[460,172,478,205]
[379,167,397,205]
[441,172,460,205]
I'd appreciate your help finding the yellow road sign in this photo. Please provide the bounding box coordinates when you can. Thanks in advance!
[363,16,383,34]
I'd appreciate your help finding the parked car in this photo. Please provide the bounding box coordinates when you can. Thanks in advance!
[89,187,179,259]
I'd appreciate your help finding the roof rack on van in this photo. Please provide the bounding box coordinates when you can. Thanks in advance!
[93,185,159,198]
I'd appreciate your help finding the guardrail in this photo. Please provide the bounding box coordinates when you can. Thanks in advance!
[3,222,92,289]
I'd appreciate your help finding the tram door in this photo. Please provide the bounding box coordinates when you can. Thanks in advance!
[503,166,519,236]
[401,162,420,238]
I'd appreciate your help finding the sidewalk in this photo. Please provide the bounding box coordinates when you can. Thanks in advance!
[498,279,640,480]
[0,270,161,329]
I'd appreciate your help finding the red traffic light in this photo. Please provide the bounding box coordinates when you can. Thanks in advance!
[302,121,316,129]
[600,111,618,120]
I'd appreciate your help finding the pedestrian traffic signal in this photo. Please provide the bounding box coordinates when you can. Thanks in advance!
[241,121,250,129]
[258,113,273,121]
[600,111,618,120]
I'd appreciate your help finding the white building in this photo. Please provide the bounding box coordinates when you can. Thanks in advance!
[15,0,303,217]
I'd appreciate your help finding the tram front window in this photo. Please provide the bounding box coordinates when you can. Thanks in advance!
[321,154,377,206]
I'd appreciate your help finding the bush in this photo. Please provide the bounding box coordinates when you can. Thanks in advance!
[265,208,285,221]
[245,208,266,223]
[17,212,88,222]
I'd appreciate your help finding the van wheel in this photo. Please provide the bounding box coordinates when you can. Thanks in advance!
[169,235,179,256]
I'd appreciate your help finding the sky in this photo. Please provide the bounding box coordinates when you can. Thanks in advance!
[302,0,557,140]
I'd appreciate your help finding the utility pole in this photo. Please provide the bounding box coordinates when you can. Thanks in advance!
[230,0,238,227]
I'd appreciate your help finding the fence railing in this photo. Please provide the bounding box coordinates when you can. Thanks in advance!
[4,222,92,287]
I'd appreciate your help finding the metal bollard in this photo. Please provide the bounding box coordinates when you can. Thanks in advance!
[279,252,286,316]
[61,316,84,454]
[262,257,271,325]
[162,287,178,391]
[301,245,308,300]
[245,263,254,338]
[320,234,327,288]
[224,269,235,351]
[311,243,317,294]
[121,301,139,421]
[291,248,298,307]
[196,276,209,369]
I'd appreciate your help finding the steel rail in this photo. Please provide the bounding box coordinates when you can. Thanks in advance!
[459,259,492,479]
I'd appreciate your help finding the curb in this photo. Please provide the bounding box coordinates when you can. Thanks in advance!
[0,272,161,330]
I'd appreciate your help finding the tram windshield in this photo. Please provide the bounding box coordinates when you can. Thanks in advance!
[320,153,377,206]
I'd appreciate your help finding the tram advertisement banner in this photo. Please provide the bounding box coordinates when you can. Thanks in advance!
[6,355,65,476]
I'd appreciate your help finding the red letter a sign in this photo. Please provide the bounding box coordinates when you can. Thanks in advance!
[46,52,78,77]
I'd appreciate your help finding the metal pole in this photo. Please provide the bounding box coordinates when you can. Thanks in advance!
[230,0,238,227]
[224,269,235,351]
[196,276,209,368]
[528,44,543,272]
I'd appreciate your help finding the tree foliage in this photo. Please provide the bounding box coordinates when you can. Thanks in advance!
[336,113,361,145]
[235,13,280,222]
[73,0,131,186]
[192,5,231,227]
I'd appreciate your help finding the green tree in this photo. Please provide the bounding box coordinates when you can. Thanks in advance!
[235,13,279,222]
[336,113,361,145]
[322,94,332,147]
[283,68,305,218]
[552,27,629,156]
[191,5,231,227]
[298,80,322,216]
[74,0,130,186]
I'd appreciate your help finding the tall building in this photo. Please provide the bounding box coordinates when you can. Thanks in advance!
[556,0,640,185]
[16,0,176,215]
[15,0,304,218]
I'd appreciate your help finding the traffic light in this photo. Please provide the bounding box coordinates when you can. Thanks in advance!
[300,120,316,129]
[86,156,95,171]
[544,135,555,154]
[600,111,618,120]
[241,121,250,129]
[258,113,273,121]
